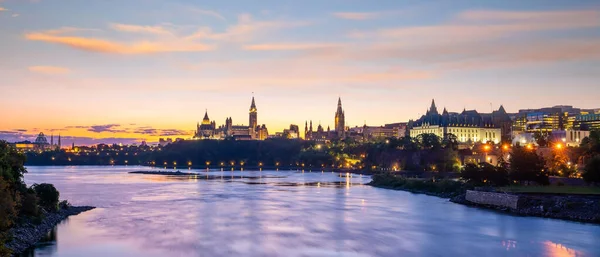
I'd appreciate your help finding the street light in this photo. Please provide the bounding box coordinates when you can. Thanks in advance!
[555,143,563,150]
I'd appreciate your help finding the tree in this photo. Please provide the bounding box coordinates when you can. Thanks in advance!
[461,163,509,186]
[442,133,459,150]
[548,149,577,177]
[509,146,549,185]
[0,141,27,190]
[32,183,60,212]
[580,130,600,157]
[0,178,16,231]
[583,156,600,184]
[416,133,441,150]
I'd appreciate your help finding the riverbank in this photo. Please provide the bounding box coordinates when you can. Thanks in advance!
[369,173,600,224]
[367,173,472,198]
[451,192,600,224]
[5,206,95,255]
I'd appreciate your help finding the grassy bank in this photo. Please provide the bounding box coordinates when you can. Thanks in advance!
[499,185,600,195]
[368,173,473,198]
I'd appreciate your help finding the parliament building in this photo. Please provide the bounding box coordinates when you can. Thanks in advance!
[193,97,269,140]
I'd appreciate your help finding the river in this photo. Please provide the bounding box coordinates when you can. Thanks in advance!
[21,166,600,257]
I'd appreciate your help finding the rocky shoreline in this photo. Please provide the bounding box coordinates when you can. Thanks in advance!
[5,206,95,256]
[450,193,600,224]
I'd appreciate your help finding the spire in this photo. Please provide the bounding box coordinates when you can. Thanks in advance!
[429,99,438,114]
[443,107,448,115]
[202,109,210,125]
[336,97,344,114]
[250,96,257,112]
[58,134,61,148]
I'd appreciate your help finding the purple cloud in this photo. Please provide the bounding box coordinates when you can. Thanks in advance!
[133,127,190,136]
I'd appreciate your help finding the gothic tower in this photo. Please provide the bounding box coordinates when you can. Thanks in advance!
[304,121,308,139]
[335,97,345,137]
[429,99,438,115]
[249,96,258,138]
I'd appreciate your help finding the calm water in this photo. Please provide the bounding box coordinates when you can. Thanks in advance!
[22,166,600,257]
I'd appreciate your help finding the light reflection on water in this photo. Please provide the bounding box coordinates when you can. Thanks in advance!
[22,166,600,257]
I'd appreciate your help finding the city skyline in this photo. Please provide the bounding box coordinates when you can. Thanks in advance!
[2,0,600,144]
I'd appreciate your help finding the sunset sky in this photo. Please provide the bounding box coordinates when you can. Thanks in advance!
[1,0,599,145]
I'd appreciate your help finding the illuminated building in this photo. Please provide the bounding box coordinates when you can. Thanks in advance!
[12,132,61,152]
[409,100,503,144]
[512,106,599,144]
[512,106,596,134]
[194,110,217,139]
[193,96,268,140]
[574,113,600,131]
[334,97,346,138]
[305,98,347,141]
[249,96,258,138]
[280,124,300,139]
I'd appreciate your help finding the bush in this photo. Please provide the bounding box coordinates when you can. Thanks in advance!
[460,163,509,186]
[369,173,470,197]
[583,156,600,184]
[20,190,39,217]
[509,146,549,185]
[58,200,71,209]
[32,183,60,212]
[0,178,17,231]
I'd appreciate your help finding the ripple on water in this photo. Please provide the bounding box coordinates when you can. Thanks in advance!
[21,166,600,257]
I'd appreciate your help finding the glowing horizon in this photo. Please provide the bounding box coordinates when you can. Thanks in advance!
[1,0,600,145]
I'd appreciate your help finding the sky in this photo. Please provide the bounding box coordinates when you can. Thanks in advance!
[1,0,599,145]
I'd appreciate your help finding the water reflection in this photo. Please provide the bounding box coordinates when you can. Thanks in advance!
[21,166,600,257]
[20,226,58,257]
[543,241,584,257]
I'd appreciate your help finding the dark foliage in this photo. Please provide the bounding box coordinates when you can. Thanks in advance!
[32,183,60,212]
[369,173,472,197]
[509,146,549,185]
[0,140,66,256]
[583,156,600,184]
[461,163,509,186]
[20,190,39,217]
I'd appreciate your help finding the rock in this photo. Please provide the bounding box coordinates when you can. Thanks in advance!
[4,206,95,255]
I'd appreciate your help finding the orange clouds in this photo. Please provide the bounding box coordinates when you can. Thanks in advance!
[25,26,214,54]
[24,14,307,54]
[28,65,71,75]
